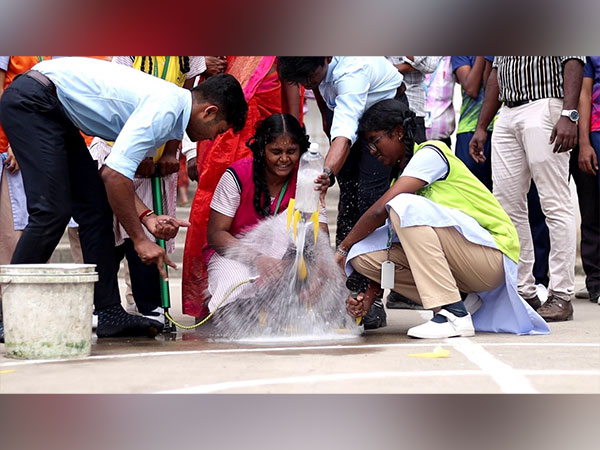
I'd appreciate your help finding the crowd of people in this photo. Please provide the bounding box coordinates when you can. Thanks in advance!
[0,56,597,343]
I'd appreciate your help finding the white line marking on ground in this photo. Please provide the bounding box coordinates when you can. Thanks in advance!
[158,370,484,393]
[158,369,600,394]
[0,341,598,368]
[449,338,537,393]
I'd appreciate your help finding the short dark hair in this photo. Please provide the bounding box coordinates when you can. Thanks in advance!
[191,73,247,132]
[277,57,328,83]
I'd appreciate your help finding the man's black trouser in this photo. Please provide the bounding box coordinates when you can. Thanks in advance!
[0,73,121,309]
[334,93,410,246]
[116,239,161,315]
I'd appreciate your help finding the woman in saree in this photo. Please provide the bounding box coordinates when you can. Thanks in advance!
[183,56,303,319]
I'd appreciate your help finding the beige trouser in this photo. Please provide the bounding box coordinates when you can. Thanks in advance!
[0,172,23,309]
[351,210,505,310]
[492,99,576,300]
[0,172,23,266]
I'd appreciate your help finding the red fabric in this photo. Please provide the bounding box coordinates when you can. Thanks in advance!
[177,153,189,189]
[183,56,297,318]
[201,157,297,266]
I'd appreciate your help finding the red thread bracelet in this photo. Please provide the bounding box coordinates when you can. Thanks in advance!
[139,209,154,222]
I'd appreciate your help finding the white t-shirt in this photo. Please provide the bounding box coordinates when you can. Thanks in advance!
[34,57,192,180]
[400,145,449,185]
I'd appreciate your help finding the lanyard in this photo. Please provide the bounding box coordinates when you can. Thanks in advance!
[386,177,398,250]
[273,179,289,216]
[152,56,171,80]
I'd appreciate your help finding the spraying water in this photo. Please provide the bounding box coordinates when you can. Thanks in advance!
[209,213,361,342]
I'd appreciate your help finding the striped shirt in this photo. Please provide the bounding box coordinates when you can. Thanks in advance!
[493,56,586,102]
[112,56,206,79]
[386,56,441,117]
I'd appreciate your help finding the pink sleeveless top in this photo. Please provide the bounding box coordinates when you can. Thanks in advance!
[203,157,298,264]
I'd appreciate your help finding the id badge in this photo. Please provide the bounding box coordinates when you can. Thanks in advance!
[381,260,395,290]
[424,111,433,129]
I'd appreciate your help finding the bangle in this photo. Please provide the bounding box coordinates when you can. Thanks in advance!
[336,246,348,257]
[139,209,154,222]
[323,167,336,187]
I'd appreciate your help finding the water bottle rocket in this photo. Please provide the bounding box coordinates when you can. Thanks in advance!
[286,143,323,281]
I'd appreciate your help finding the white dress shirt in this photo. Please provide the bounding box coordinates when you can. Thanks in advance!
[318,57,403,145]
[34,57,192,179]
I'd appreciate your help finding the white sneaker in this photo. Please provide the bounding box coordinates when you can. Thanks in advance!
[407,310,475,339]
[141,307,165,326]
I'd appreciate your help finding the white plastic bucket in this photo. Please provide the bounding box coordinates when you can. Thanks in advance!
[0,264,98,360]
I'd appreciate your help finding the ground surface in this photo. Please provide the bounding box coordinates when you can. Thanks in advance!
[1,277,598,393]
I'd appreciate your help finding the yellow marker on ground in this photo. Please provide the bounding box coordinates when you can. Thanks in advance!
[408,346,450,358]
[0,370,16,375]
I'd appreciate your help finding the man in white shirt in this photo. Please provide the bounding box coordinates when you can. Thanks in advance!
[278,56,405,330]
[0,57,247,338]
[278,57,404,244]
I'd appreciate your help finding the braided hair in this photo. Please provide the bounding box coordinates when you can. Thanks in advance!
[358,98,418,160]
[246,114,311,217]
[179,56,190,74]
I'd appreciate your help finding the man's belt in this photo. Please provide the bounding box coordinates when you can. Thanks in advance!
[23,70,57,96]
[395,84,406,99]
[504,99,533,108]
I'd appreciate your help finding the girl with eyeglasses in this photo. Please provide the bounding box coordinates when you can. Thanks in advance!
[336,99,549,339]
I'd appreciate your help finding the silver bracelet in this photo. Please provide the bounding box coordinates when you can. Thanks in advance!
[336,246,349,257]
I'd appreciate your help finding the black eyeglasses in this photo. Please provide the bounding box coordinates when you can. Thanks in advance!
[367,134,384,153]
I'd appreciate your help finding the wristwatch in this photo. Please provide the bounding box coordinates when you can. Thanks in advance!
[561,109,579,123]
[323,167,336,187]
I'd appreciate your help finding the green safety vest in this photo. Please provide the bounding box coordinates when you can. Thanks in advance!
[413,140,520,263]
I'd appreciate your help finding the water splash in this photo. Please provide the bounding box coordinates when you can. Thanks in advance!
[209,214,360,342]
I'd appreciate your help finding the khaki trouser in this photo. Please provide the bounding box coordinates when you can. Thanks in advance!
[492,99,576,300]
[0,172,22,266]
[351,210,505,310]
[0,171,23,310]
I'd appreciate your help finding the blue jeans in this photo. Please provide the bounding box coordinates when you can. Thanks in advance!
[570,132,600,295]
[455,131,492,192]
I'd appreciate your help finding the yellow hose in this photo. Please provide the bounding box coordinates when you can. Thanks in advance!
[164,277,258,330]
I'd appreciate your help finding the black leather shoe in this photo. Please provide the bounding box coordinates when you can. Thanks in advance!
[523,294,542,310]
[96,304,160,338]
[363,300,387,330]
[386,291,424,310]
